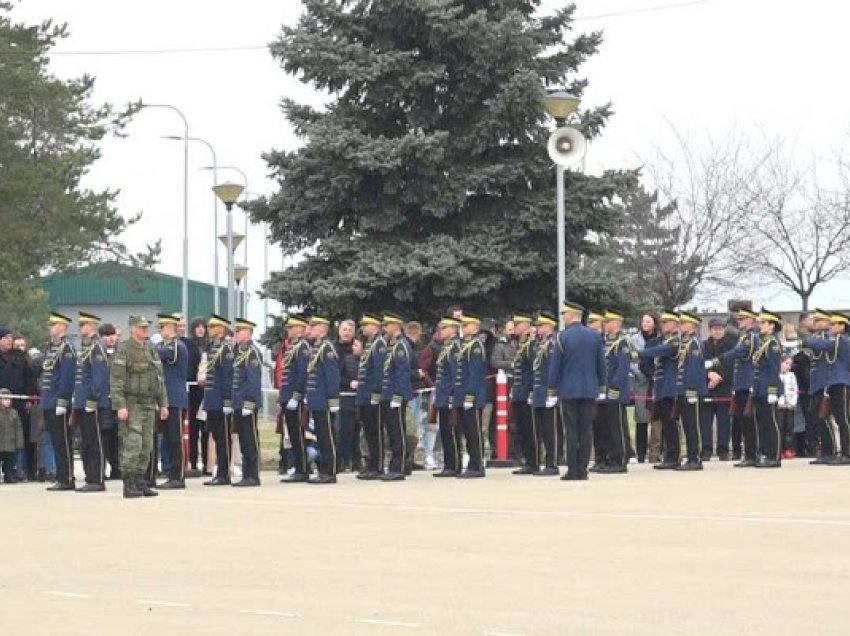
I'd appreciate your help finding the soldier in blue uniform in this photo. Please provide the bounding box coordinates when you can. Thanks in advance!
[751,309,784,468]
[380,312,413,481]
[231,318,263,486]
[432,316,462,478]
[639,311,682,470]
[532,311,560,475]
[803,311,850,465]
[510,313,538,475]
[547,301,606,481]
[305,315,340,484]
[279,313,312,483]
[154,314,189,489]
[203,314,234,486]
[72,312,109,492]
[675,311,708,470]
[598,310,634,474]
[454,313,487,478]
[355,313,386,480]
[43,312,78,491]
[805,309,837,463]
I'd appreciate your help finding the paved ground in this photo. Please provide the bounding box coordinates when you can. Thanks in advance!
[2,459,850,635]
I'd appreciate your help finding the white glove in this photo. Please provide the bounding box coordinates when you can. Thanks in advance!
[223,406,233,415]
[55,406,67,416]
[329,405,340,414]
[286,398,298,411]
[767,394,778,405]
[241,408,252,417]
[84,407,95,413]
[704,361,713,370]
[390,399,402,409]
[527,395,533,405]
[778,396,786,408]
[546,396,558,409]
[596,392,606,401]
[687,395,698,404]
[463,401,473,410]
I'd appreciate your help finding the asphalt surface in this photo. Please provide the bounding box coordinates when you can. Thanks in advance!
[1,459,849,635]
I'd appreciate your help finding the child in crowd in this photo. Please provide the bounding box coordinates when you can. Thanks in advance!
[0,388,24,483]
[778,355,799,459]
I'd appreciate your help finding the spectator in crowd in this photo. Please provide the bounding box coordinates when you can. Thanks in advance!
[793,312,815,456]
[0,326,36,480]
[186,317,208,475]
[702,318,736,460]
[630,313,661,463]
[98,323,122,479]
[489,320,516,459]
[27,347,53,481]
[779,354,799,459]
[404,321,434,469]
[0,388,24,483]
[335,319,360,472]
[781,323,800,355]
[13,335,27,353]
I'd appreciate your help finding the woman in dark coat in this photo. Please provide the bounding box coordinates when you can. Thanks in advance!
[185,317,208,475]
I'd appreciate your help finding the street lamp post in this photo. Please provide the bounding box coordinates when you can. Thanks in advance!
[141,103,190,318]
[212,182,245,322]
[234,264,249,316]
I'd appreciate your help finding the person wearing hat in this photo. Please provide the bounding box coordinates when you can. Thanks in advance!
[803,311,850,465]
[707,308,761,466]
[597,310,635,474]
[547,301,606,481]
[110,315,169,498]
[531,311,560,475]
[673,311,709,470]
[379,312,413,481]
[305,315,341,484]
[431,316,463,477]
[803,309,838,463]
[747,309,785,468]
[152,314,189,489]
[97,323,122,479]
[454,312,488,478]
[639,311,683,469]
[41,312,78,491]
[71,312,110,492]
[586,312,604,334]
[231,318,263,486]
[279,313,312,483]
[354,313,387,480]
[510,313,539,475]
[701,317,736,461]
[203,314,236,486]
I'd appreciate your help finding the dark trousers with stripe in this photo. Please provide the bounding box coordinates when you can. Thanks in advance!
[235,409,259,480]
[312,409,337,477]
[700,400,730,456]
[598,402,626,467]
[381,401,407,475]
[808,393,836,457]
[562,398,594,475]
[513,401,539,469]
[733,391,758,460]
[46,410,74,485]
[829,385,850,458]
[753,398,781,462]
[360,404,382,473]
[78,409,105,485]
[437,406,459,472]
[207,410,230,480]
[679,397,701,463]
[163,407,185,481]
[458,407,484,472]
[657,397,680,464]
[535,406,558,469]
[284,407,308,475]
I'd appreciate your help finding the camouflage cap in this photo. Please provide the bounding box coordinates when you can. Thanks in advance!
[129,315,150,327]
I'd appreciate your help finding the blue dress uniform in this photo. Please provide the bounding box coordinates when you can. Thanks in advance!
[638,312,682,468]
[804,312,850,463]
[711,309,760,463]
[532,311,560,473]
[354,313,386,478]
[155,315,190,486]
[279,314,312,482]
[305,319,341,483]
[380,314,413,480]
[547,302,606,480]
[433,318,462,477]
[231,319,263,486]
[42,312,78,490]
[454,314,488,477]
[805,310,837,461]
[598,317,635,471]
[203,314,235,485]
[510,315,538,474]
[72,312,110,490]
[751,310,784,467]
[675,313,708,469]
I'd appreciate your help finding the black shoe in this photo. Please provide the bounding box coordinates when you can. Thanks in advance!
[653,461,679,470]
[755,458,781,468]
[356,471,380,481]
[676,461,703,471]
[185,469,203,478]
[203,476,231,486]
[718,453,730,461]
[202,470,213,476]
[307,474,337,485]
[76,483,106,493]
[827,455,850,466]
[561,472,579,481]
[380,472,405,481]
[232,478,261,487]
[597,464,627,474]
[589,463,606,473]
[732,451,742,460]
[700,451,712,462]
[512,466,535,475]
[534,467,560,476]
[734,458,756,468]
[810,456,833,465]
[45,473,57,483]
[46,482,75,491]
[637,456,646,464]
[432,469,458,478]
[123,478,143,499]
[36,470,47,482]
[281,473,309,483]
[157,479,186,490]
[457,470,486,479]
[138,480,159,497]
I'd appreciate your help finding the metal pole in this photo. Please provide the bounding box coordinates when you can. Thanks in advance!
[556,165,566,318]
[226,204,235,323]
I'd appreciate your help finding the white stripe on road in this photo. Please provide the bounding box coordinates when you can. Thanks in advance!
[240,609,300,618]
[355,617,421,628]
[137,600,190,608]
[46,591,91,599]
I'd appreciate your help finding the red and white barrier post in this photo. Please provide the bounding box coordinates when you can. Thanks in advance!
[493,369,513,466]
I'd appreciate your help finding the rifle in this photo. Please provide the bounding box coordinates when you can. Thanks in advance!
[275,410,283,435]
[448,408,459,428]
[671,398,682,422]
[299,403,309,429]
[818,395,832,421]
[427,402,437,425]
[743,396,754,419]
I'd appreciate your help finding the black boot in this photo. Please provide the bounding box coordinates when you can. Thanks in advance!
[138,477,159,497]
[123,476,143,499]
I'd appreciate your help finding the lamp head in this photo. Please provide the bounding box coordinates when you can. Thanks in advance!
[542,89,581,124]
[213,181,244,205]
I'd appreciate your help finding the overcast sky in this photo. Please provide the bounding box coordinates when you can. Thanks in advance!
[10,0,850,322]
